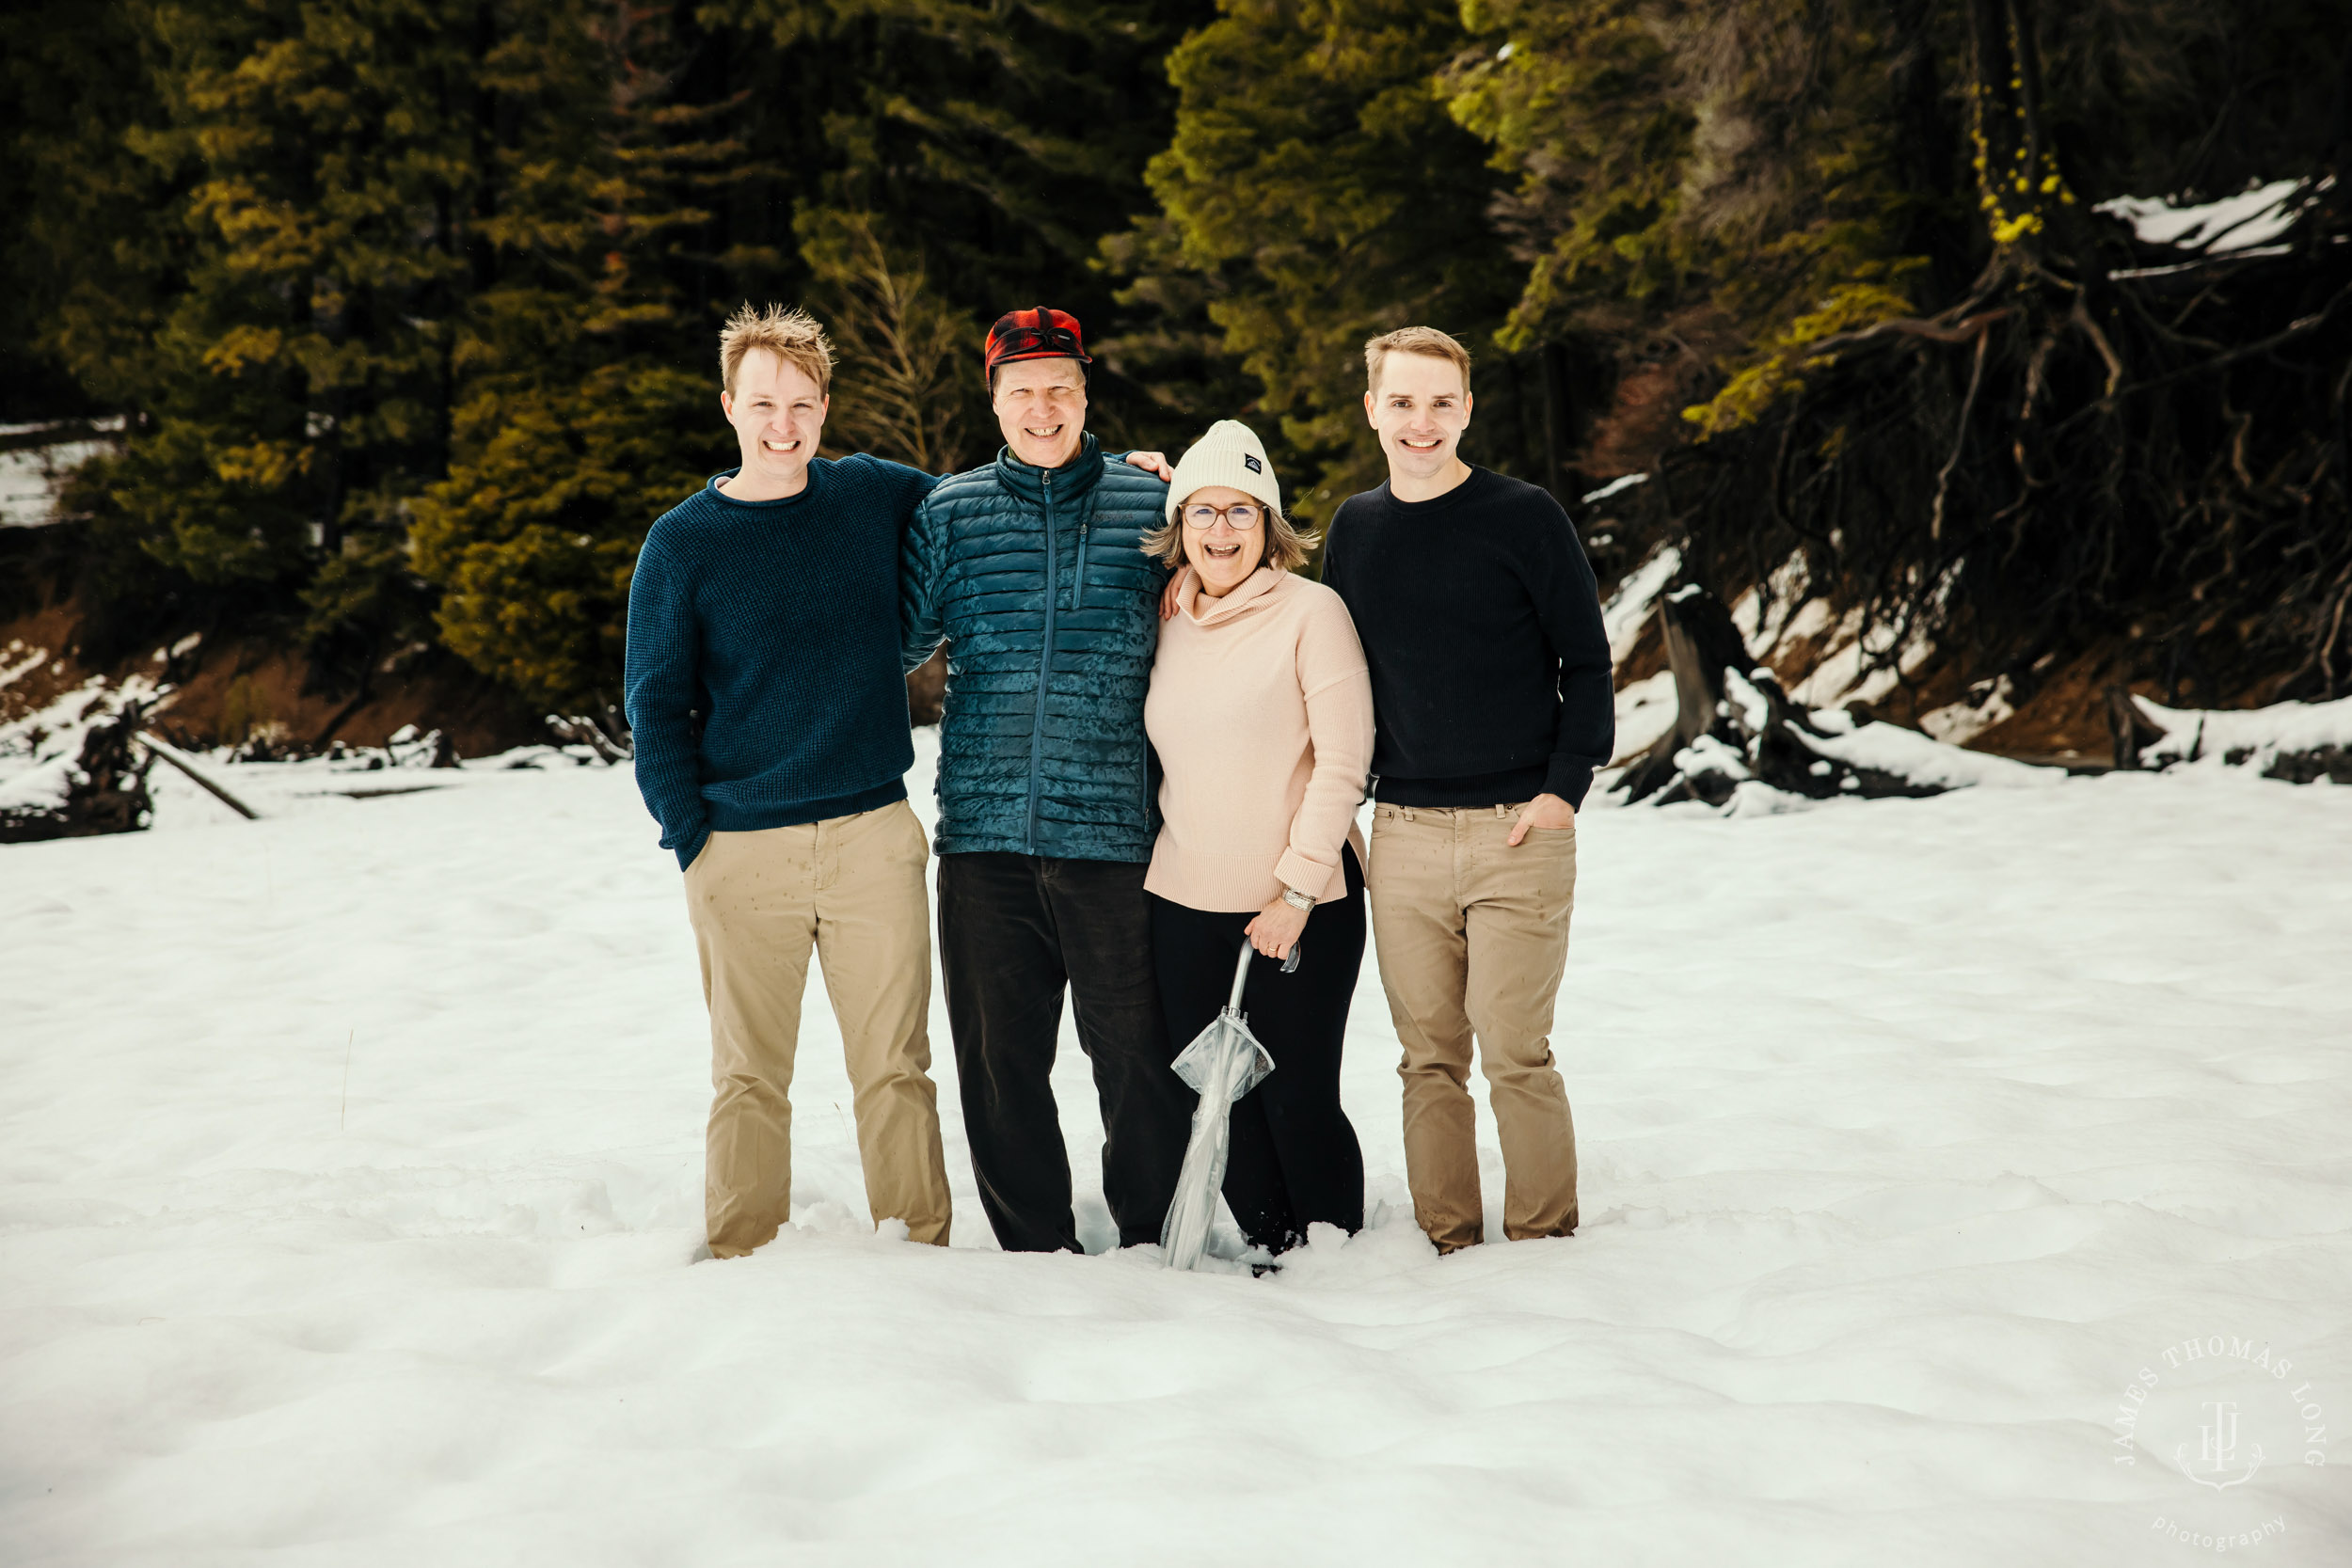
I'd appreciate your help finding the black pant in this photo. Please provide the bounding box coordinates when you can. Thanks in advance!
[937,852,1194,1252]
[1148,847,1367,1255]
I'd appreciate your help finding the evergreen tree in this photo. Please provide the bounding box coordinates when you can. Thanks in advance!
[408,356,719,714]
[24,0,2333,728]
[19,0,1224,718]
[1136,0,1523,517]
[407,3,740,715]
[1450,0,1969,440]
[4,0,206,653]
[105,0,521,583]
[43,0,740,712]
[413,0,1217,711]
[1444,0,1699,352]
[0,0,162,422]
[703,0,1210,449]
[51,0,628,691]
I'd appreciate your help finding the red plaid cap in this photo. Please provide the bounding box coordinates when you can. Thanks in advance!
[983,307,1091,372]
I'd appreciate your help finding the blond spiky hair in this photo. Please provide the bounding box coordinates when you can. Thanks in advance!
[719,303,834,397]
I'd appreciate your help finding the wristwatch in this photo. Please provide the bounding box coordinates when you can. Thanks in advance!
[1280,886,1316,911]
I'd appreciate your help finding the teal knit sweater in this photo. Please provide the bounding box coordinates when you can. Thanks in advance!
[624,456,937,869]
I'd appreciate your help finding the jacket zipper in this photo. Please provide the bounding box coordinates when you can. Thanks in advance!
[1073,483,1100,612]
[1026,471,1058,855]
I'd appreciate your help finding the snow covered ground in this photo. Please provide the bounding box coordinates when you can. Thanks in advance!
[4,736,2349,1564]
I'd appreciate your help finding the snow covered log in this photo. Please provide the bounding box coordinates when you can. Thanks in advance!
[544,710,630,764]
[135,732,260,820]
[0,701,154,843]
[1613,584,2056,810]
[2114,691,2352,784]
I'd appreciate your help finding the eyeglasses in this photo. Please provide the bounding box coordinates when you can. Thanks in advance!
[1182,502,1263,530]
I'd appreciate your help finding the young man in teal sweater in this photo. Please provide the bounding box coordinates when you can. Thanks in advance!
[628,304,960,1260]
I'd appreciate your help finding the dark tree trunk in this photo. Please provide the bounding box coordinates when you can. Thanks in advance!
[1540,341,1571,503]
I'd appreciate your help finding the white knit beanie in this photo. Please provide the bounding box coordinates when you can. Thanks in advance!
[1163,419,1281,523]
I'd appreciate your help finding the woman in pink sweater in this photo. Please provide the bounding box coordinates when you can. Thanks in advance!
[1141,420,1375,1260]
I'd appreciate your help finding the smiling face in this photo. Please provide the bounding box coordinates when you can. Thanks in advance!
[992,356,1088,469]
[1364,350,1473,496]
[1178,484,1268,597]
[721,347,827,499]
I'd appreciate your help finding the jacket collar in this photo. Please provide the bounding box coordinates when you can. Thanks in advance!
[993,432,1104,505]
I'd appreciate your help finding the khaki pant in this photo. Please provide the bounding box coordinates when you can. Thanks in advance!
[1366,800,1579,1250]
[683,800,951,1256]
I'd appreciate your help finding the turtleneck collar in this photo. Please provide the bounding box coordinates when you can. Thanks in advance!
[1178,564,1286,626]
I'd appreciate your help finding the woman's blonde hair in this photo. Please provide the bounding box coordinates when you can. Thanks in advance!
[1141,496,1320,575]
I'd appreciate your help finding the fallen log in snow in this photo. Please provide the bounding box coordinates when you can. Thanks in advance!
[2112,690,2352,784]
[1613,584,2057,812]
[136,732,261,819]
[544,709,631,764]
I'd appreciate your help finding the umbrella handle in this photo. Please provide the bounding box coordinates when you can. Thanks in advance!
[1227,941,1253,1011]
[1228,935,1306,1012]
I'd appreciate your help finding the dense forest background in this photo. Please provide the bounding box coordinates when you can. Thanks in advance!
[3,0,2348,749]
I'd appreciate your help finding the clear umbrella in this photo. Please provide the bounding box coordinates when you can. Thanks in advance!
[1161,939,1290,1270]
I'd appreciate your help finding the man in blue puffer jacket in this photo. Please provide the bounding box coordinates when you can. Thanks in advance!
[901,308,1195,1253]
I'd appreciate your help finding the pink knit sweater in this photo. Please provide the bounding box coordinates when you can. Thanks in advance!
[1143,567,1374,912]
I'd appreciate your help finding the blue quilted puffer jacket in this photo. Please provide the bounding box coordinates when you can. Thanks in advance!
[901,434,1168,861]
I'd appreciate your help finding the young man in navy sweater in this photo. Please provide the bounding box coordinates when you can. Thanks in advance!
[624,306,953,1258]
[1321,325,1615,1254]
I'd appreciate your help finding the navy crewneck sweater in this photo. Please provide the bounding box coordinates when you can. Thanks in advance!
[624,455,938,868]
[1322,466,1614,809]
